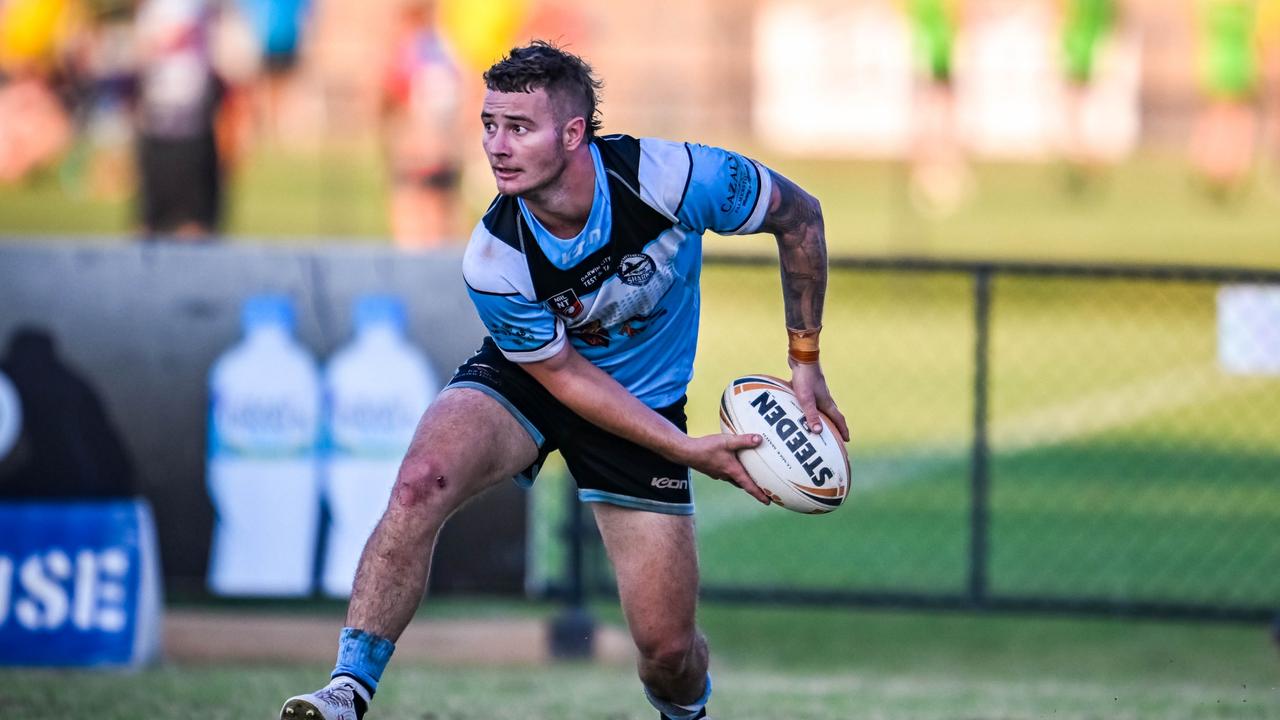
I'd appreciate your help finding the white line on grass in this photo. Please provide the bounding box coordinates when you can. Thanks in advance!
[697,363,1265,532]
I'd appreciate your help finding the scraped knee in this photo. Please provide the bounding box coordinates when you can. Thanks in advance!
[389,458,464,516]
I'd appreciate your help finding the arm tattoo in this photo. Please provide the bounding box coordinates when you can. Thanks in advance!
[759,169,827,331]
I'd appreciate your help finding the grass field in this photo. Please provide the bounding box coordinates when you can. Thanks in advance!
[4,148,1280,717]
[529,265,1280,609]
[5,146,1280,269]
[3,601,1278,719]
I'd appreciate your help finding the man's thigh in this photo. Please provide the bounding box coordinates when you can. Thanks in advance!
[591,503,699,643]
[398,386,540,500]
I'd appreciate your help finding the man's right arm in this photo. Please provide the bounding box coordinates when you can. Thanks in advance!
[640,138,848,441]
[464,215,769,503]
[520,342,771,505]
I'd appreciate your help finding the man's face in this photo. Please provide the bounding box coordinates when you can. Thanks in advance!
[481,88,568,198]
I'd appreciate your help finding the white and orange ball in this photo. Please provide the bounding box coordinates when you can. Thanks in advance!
[718,375,850,514]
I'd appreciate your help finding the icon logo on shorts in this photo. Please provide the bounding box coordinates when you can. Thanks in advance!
[618,254,656,287]
[547,289,584,318]
[651,476,688,490]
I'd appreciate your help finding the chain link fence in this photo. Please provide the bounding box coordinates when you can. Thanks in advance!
[540,257,1280,623]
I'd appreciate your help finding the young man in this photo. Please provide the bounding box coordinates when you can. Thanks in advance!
[280,41,847,720]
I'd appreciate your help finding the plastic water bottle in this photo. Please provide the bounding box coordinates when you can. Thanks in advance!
[206,294,322,596]
[321,295,439,597]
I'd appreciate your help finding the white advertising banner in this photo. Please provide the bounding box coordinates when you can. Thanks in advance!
[956,3,1062,159]
[754,0,914,157]
[753,0,1140,160]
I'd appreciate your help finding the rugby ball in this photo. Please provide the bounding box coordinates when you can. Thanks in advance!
[719,375,850,514]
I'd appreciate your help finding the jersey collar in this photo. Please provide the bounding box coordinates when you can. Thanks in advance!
[517,143,613,271]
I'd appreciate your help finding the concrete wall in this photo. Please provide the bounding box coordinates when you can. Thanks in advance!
[0,240,527,595]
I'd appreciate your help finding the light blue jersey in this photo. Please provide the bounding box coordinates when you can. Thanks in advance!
[463,134,773,408]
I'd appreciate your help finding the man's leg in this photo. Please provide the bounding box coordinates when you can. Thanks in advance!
[282,387,538,719]
[592,503,710,719]
[345,387,536,640]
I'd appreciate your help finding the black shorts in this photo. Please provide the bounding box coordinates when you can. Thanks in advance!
[446,337,694,515]
[137,133,221,234]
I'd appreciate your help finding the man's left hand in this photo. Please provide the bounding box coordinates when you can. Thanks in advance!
[788,360,850,442]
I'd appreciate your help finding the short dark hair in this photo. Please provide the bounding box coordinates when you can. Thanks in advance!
[483,41,603,139]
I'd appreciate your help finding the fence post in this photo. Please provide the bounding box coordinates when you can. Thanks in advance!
[969,268,992,607]
[549,476,594,658]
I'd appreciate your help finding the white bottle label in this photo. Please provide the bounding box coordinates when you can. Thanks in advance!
[320,335,437,597]
[206,326,322,598]
[207,458,319,596]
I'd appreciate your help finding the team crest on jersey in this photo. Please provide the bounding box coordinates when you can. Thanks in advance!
[548,289,584,318]
[618,254,656,286]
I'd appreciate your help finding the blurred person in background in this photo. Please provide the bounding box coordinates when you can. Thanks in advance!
[0,0,82,183]
[906,0,971,215]
[1258,0,1280,174]
[1190,0,1259,200]
[1057,0,1117,190]
[380,0,464,249]
[234,0,309,143]
[132,0,235,239]
[65,0,140,200]
[279,41,847,720]
[436,0,530,223]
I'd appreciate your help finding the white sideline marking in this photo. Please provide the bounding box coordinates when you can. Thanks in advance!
[698,364,1266,531]
[852,363,1261,493]
[991,363,1255,453]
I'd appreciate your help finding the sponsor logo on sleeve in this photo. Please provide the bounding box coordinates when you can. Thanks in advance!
[491,322,539,347]
[718,154,755,218]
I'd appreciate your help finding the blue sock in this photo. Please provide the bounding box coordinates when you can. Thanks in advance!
[644,673,712,720]
[331,627,396,695]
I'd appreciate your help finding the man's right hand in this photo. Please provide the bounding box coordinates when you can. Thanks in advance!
[674,433,771,505]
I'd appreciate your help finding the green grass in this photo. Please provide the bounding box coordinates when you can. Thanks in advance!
[5,143,1280,718]
[701,152,1280,269]
[530,265,1280,609]
[3,604,1276,719]
[5,146,1280,268]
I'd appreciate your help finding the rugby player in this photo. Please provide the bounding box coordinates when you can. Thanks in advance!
[1059,0,1118,187]
[906,0,970,213]
[280,41,847,720]
[1190,0,1260,197]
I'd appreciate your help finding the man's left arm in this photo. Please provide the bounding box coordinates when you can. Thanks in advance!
[757,169,850,441]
